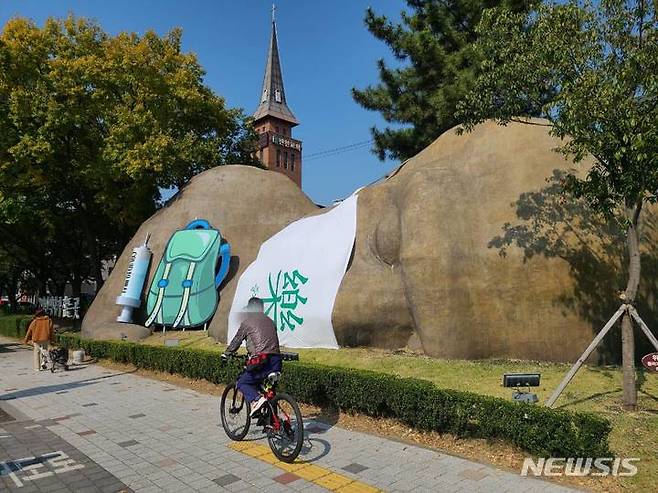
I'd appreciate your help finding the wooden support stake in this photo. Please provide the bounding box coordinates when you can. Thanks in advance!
[546,305,626,408]
[628,306,658,351]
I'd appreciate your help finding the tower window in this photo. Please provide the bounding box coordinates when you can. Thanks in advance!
[276,149,281,167]
[275,126,280,134]
[275,89,282,103]
[291,153,295,171]
[284,151,288,169]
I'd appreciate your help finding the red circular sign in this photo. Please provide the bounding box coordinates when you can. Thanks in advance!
[641,352,658,372]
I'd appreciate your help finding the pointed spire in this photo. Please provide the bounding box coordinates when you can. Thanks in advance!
[253,6,298,125]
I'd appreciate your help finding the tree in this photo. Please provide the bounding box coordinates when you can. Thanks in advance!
[352,0,540,161]
[0,16,257,293]
[458,0,658,409]
[0,249,25,314]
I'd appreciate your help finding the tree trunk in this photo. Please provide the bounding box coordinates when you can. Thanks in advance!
[37,266,50,297]
[51,281,65,297]
[93,260,104,293]
[85,222,104,294]
[70,274,82,298]
[7,274,18,314]
[621,313,636,409]
[622,200,643,410]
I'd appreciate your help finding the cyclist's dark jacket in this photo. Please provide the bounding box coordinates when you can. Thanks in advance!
[226,312,280,356]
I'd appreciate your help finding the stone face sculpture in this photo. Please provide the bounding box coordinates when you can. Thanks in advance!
[333,119,597,361]
[83,120,654,362]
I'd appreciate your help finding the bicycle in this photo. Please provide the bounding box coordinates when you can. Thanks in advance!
[220,352,304,463]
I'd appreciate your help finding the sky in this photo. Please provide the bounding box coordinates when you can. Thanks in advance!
[0,0,408,205]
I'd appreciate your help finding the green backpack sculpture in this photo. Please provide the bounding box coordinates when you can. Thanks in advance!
[145,219,231,329]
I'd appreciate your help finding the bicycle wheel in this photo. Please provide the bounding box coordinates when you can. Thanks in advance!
[267,393,304,462]
[220,384,251,440]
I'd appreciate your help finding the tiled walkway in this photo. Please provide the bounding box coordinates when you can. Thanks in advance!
[0,338,575,492]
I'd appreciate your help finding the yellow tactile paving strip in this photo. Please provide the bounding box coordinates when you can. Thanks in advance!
[228,441,382,492]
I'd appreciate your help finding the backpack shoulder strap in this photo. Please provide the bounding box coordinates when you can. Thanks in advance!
[172,262,197,328]
[145,262,172,327]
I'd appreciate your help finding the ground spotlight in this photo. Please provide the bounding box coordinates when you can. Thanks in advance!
[503,373,541,404]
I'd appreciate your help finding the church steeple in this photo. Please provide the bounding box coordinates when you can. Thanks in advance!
[253,8,298,125]
[253,5,303,188]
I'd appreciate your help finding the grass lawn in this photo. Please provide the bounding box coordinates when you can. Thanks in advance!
[142,330,658,491]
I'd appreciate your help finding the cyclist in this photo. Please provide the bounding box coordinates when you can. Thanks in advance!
[222,297,281,417]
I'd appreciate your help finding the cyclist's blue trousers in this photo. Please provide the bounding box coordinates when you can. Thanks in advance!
[236,354,282,403]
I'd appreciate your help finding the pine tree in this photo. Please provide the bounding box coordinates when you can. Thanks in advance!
[353,0,539,161]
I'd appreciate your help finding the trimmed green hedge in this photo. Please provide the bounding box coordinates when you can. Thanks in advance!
[56,333,611,458]
[0,315,32,339]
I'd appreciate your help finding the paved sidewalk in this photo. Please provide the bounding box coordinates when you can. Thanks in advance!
[1,338,576,492]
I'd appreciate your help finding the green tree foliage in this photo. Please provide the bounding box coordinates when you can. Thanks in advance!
[0,16,257,296]
[458,0,658,409]
[352,0,539,161]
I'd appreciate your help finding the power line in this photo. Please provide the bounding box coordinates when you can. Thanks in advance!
[305,144,372,161]
[303,139,374,162]
[304,139,373,158]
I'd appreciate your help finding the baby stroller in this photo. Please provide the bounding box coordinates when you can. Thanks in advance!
[39,346,69,373]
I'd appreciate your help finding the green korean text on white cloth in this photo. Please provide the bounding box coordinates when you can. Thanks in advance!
[228,194,358,349]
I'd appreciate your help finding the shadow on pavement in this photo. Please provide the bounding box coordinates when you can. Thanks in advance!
[0,342,26,353]
[233,408,334,464]
[0,370,137,401]
[306,405,339,429]
[299,436,331,463]
[287,405,337,463]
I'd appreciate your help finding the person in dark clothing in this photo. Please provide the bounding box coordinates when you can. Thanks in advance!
[223,297,281,416]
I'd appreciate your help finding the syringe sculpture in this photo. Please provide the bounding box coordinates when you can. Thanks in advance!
[116,233,152,323]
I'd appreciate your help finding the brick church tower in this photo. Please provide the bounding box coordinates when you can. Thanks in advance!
[253,10,302,187]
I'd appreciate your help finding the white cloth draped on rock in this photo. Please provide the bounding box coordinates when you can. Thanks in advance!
[228,194,358,349]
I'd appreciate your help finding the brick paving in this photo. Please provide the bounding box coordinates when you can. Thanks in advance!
[0,418,130,492]
[0,338,577,492]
